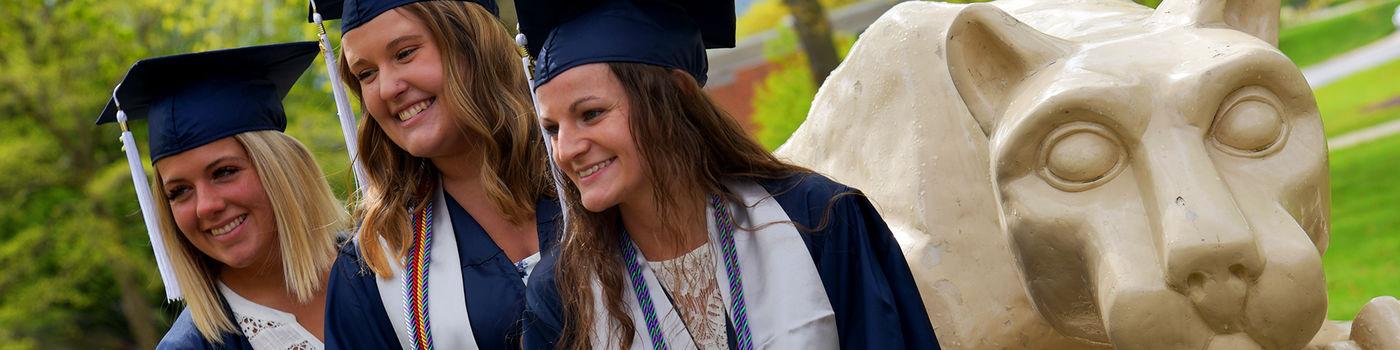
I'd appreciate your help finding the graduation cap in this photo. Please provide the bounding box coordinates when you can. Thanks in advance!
[517,0,737,88]
[309,0,500,34]
[95,42,319,300]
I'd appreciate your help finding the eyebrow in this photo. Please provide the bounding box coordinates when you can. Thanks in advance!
[161,156,246,186]
[347,34,425,70]
[569,96,600,114]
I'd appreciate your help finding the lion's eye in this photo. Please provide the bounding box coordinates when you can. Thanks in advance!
[1211,87,1288,157]
[1039,122,1126,192]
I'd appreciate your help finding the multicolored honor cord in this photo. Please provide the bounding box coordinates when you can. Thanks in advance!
[404,201,435,350]
[620,194,756,350]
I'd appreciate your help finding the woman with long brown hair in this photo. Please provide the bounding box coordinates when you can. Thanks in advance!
[517,0,939,348]
[320,0,560,349]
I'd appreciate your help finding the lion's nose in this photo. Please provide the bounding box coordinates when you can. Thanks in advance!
[1162,192,1264,333]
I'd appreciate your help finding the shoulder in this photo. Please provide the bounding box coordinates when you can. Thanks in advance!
[523,249,565,348]
[157,308,240,350]
[328,239,380,291]
[524,248,562,317]
[751,172,864,229]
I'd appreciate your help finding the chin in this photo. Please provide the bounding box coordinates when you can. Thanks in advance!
[578,191,620,213]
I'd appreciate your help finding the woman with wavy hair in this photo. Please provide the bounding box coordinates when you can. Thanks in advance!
[322,0,560,349]
[98,42,346,349]
[516,0,940,349]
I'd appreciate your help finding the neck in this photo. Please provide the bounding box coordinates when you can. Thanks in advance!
[431,149,479,188]
[219,253,288,298]
[620,185,709,262]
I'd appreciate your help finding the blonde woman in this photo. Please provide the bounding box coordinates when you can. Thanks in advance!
[97,42,346,349]
[322,0,561,349]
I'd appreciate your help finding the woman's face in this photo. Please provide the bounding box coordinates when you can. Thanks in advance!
[342,9,463,159]
[155,137,279,270]
[537,63,650,212]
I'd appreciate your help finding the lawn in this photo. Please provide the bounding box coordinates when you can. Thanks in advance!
[1323,133,1400,320]
[1279,0,1400,67]
[1315,57,1400,137]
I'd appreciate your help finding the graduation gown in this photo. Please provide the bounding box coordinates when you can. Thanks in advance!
[157,301,253,350]
[324,192,562,349]
[522,173,939,349]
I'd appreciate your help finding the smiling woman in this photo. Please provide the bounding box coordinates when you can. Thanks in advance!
[95,42,347,349]
[517,0,939,349]
[323,0,559,349]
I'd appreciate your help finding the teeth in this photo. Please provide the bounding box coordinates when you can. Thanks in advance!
[397,99,433,121]
[578,158,614,178]
[211,215,245,236]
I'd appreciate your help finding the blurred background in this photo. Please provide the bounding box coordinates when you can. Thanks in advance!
[1,0,1396,348]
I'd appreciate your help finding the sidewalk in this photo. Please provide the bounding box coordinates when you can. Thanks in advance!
[1303,32,1400,88]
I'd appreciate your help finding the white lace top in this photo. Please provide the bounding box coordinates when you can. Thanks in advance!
[218,283,324,350]
[647,242,729,349]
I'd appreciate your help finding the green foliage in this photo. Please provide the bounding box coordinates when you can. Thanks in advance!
[751,27,854,150]
[1325,133,1400,320]
[0,0,354,347]
[1279,0,1400,67]
[737,0,865,39]
[1315,57,1400,137]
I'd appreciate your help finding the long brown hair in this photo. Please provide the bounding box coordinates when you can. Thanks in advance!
[338,0,548,276]
[554,62,807,349]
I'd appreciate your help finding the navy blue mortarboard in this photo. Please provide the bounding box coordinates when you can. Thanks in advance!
[97,41,318,161]
[517,0,736,88]
[307,0,346,23]
[318,0,500,33]
[94,42,318,300]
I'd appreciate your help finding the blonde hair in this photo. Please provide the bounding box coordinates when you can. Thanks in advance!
[338,0,548,276]
[152,130,346,342]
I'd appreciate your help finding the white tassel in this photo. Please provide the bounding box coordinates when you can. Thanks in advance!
[314,10,369,193]
[117,110,182,300]
[518,33,572,230]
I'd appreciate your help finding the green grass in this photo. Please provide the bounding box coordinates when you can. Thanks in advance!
[1315,57,1400,137]
[1279,0,1400,67]
[1323,133,1400,320]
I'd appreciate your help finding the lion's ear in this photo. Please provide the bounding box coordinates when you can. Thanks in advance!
[1154,0,1280,46]
[945,4,1070,136]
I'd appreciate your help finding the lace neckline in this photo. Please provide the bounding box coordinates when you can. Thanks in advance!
[646,241,729,349]
[218,282,324,350]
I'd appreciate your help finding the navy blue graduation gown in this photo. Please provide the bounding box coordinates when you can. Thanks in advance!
[157,302,253,350]
[522,173,940,349]
[324,196,562,349]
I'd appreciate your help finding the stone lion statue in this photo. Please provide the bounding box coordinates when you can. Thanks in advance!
[774,0,1400,348]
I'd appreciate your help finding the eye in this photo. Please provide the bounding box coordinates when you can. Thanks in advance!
[581,109,604,121]
[1210,87,1287,158]
[1038,122,1126,192]
[395,47,418,62]
[212,166,240,180]
[165,185,191,200]
[355,68,377,82]
[542,124,559,137]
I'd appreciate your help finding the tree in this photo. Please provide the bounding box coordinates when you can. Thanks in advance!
[0,1,351,348]
[782,0,841,86]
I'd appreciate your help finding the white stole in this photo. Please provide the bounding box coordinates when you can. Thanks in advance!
[590,180,838,349]
[375,185,479,349]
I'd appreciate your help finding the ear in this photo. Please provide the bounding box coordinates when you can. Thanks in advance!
[1155,0,1280,46]
[945,4,1070,136]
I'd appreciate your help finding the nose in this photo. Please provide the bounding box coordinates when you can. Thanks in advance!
[194,186,227,225]
[553,124,589,174]
[1145,133,1264,331]
[377,67,408,105]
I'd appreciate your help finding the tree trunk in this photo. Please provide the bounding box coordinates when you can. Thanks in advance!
[498,0,519,35]
[782,0,840,86]
[112,255,158,349]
